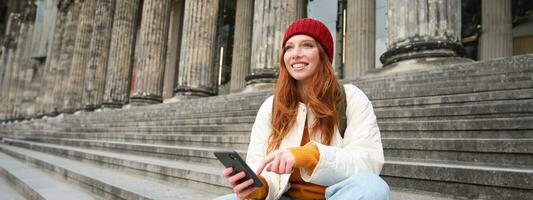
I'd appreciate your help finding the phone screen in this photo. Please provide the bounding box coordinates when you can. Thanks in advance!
[214,150,263,187]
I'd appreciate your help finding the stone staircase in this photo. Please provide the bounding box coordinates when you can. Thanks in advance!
[1,54,532,199]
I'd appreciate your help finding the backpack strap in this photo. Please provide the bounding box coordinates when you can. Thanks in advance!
[271,87,347,138]
[337,85,347,138]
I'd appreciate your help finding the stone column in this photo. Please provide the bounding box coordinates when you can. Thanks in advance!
[129,0,172,105]
[52,0,81,113]
[174,0,219,97]
[63,0,97,113]
[12,5,36,119]
[345,0,375,80]
[162,0,184,100]
[7,16,29,119]
[380,0,468,70]
[81,0,115,110]
[229,0,253,93]
[246,0,305,90]
[40,0,68,116]
[0,14,19,120]
[102,0,140,108]
[479,0,512,60]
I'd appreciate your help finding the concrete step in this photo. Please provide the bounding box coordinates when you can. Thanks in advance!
[355,54,533,86]
[0,175,25,200]
[1,139,233,194]
[0,143,221,200]
[4,138,244,165]
[0,152,99,200]
[68,124,253,134]
[383,138,533,168]
[359,70,532,96]
[82,115,256,128]
[372,88,533,108]
[83,110,259,126]
[358,66,532,91]
[25,133,249,149]
[379,117,533,131]
[382,158,533,200]
[375,100,533,120]
[365,80,533,100]
[381,130,531,139]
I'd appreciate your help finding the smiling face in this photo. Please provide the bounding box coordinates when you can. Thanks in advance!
[283,34,320,85]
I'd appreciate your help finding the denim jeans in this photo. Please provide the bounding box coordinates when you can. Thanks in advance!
[214,172,391,200]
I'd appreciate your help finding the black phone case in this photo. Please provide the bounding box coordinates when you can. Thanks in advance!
[214,150,263,187]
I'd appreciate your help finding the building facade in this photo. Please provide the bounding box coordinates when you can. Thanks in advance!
[0,0,532,121]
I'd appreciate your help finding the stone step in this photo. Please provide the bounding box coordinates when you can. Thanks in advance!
[68,124,253,134]
[25,133,250,149]
[357,65,532,91]
[83,103,263,120]
[83,110,259,125]
[0,143,221,200]
[379,117,533,131]
[0,152,99,200]
[2,139,234,194]
[359,70,532,96]
[382,158,533,200]
[372,88,533,108]
[4,138,244,165]
[355,54,533,86]
[375,100,533,120]
[380,130,531,139]
[366,80,533,100]
[383,138,533,168]
[83,115,256,128]
[0,175,25,200]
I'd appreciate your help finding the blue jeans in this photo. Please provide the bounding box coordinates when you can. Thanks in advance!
[214,172,390,200]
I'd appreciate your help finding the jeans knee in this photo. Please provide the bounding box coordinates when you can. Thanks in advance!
[351,172,390,200]
[327,172,390,200]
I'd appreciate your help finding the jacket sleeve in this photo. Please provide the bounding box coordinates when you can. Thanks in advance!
[245,95,283,200]
[300,84,385,186]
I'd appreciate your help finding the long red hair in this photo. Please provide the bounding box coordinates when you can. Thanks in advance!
[268,41,344,153]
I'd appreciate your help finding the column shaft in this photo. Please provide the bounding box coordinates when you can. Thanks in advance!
[246,0,303,88]
[130,0,172,105]
[0,14,19,120]
[41,1,68,115]
[52,0,81,113]
[229,0,253,93]
[63,0,97,113]
[82,0,116,110]
[175,0,220,97]
[345,0,375,79]
[479,0,512,60]
[380,0,464,67]
[162,0,184,100]
[102,0,140,107]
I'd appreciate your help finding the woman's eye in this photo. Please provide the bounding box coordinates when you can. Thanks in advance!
[284,46,293,51]
[303,43,314,48]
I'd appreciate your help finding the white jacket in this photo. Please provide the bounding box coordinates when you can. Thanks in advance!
[245,84,384,200]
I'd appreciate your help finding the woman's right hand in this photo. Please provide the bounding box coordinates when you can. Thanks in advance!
[222,167,257,198]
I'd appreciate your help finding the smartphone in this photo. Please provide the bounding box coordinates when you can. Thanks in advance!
[214,150,263,187]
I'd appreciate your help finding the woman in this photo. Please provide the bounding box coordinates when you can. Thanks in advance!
[217,18,390,200]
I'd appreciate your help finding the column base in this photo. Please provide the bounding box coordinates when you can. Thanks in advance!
[371,57,473,76]
[380,39,465,66]
[174,85,214,97]
[101,102,126,109]
[129,93,162,106]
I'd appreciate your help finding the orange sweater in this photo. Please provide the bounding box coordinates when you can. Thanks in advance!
[244,120,323,200]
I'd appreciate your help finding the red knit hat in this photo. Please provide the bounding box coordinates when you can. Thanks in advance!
[283,18,334,62]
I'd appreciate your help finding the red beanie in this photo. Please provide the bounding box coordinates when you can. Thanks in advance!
[283,18,334,62]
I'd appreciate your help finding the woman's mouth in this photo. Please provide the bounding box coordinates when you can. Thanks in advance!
[292,63,308,71]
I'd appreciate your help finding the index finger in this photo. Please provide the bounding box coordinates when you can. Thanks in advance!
[256,153,276,175]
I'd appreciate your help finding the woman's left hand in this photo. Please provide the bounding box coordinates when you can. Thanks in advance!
[256,149,295,175]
